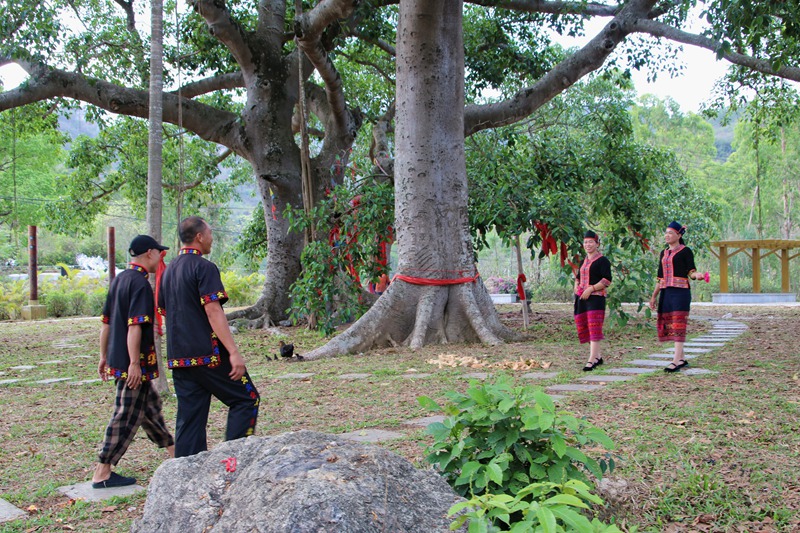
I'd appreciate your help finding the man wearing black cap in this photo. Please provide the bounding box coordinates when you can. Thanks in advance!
[158,216,259,457]
[92,235,175,489]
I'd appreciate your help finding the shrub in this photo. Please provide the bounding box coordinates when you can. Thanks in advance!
[0,279,27,320]
[449,479,626,532]
[420,376,615,496]
[220,271,265,307]
[46,291,70,317]
[484,276,518,295]
[420,377,620,532]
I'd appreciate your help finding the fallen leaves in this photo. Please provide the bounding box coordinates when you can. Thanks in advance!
[426,353,551,370]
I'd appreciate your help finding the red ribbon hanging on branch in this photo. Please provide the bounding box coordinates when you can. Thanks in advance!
[516,273,527,301]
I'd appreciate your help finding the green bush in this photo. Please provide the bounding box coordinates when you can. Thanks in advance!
[421,377,615,497]
[0,279,27,320]
[449,479,626,533]
[67,290,88,315]
[420,377,621,532]
[220,271,264,307]
[46,291,70,317]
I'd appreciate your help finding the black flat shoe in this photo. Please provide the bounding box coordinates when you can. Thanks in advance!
[595,357,604,366]
[92,472,136,489]
[676,359,688,369]
[664,362,683,373]
[582,361,597,372]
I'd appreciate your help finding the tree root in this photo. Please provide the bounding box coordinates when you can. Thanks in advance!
[301,280,520,360]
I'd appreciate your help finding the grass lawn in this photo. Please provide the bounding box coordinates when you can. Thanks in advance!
[1,304,799,532]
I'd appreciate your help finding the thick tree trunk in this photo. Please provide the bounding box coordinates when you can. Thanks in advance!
[304,0,516,360]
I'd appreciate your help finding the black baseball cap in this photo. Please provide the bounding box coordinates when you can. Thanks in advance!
[129,235,169,256]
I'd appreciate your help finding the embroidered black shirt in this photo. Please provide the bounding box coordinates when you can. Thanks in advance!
[100,265,158,381]
[158,249,229,369]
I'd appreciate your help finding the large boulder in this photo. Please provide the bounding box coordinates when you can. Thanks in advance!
[132,430,465,532]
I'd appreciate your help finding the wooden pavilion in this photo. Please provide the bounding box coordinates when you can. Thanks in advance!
[709,239,800,302]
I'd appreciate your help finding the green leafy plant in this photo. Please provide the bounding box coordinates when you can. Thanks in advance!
[449,479,627,533]
[420,376,615,500]
[220,271,265,307]
[285,182,394,334]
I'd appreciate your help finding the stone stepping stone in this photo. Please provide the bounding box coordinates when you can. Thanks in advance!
[683,368,718,376]
[627,359,675,367]
[40,360,65,365]
[57,481,145,502]
[0,498,27,523]
[546,383,604,393]
[275,373,314,380]
[339,428,404,443]
[549,394,566,402]
[578,375,635,383]
[0,379,24,386]
[462,372,489,380]
[684,343,725,348]
[71,379,103,385]
[337,373,371,380]
[9,365,35,371]
[521,372,559,380]
[681,347,711,353]
[405,415,446,427]
[34,378,74,385]
[70,355,93,359]
[402,373,432,379]
[607,367,660,375]
[645,353,697,360]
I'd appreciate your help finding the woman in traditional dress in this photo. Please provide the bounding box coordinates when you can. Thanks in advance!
[649,221,706,372]
[574,230,612,371]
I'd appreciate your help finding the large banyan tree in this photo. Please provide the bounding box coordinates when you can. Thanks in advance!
[3,0,800,356]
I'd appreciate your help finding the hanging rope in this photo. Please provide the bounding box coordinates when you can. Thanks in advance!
[175,3,186,245]
[295,1,315,244]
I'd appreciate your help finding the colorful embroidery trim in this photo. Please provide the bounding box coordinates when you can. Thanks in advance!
[168,355,221,368]
[128,315,152,325]
[179,248,203,256]
[128,264,149,277]
[101,314,110,324]
[200,291,228,305]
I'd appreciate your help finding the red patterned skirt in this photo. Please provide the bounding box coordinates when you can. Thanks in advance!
[657,287,691,342]
[574,295,606,344]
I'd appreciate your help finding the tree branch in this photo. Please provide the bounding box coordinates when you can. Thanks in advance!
[464,0,657,136]
[189,0,254,76]
[347,28,397,57]
[0,63,247,155]
[295,0,358,136]
[466,0,618,17]
[631,18,800,83]
[338,51,395,85]
[369,101,395,185]
[175,72,245,98]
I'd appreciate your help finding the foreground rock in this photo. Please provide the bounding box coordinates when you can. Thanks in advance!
[132,430,464,532]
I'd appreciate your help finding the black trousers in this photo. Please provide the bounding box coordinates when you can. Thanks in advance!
[172,358,260,458]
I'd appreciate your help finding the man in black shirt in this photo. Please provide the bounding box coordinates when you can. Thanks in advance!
[93,235,175,488]
[159,217,260,457]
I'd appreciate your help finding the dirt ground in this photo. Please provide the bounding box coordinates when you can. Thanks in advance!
[0,303,799,532]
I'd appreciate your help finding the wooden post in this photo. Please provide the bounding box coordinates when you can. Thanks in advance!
[108,227,116,284]
[752,247,761,293]
[514,236,529,329]
[21,226,47,320]
[28,225,38,302]
[781,248,790,293]
[719,246,729,293]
